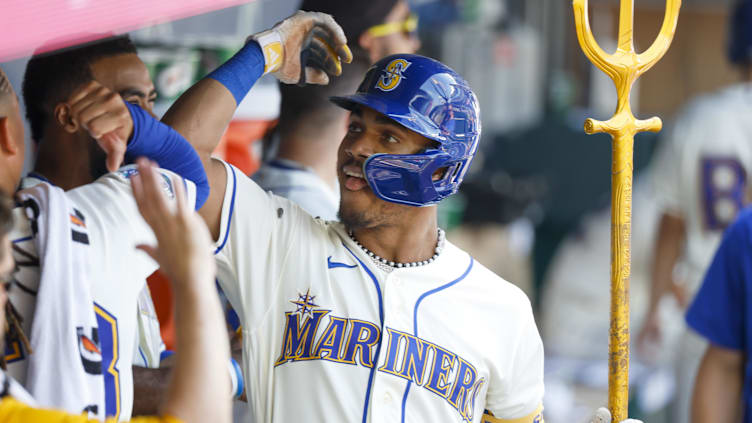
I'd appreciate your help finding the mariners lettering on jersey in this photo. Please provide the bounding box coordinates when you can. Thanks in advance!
[376,59,411,92]
[274,291,484,421]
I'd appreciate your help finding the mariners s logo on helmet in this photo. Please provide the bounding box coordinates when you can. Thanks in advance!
[376,58,411,92]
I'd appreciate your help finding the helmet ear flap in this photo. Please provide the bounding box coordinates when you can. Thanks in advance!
[364,151,453,206]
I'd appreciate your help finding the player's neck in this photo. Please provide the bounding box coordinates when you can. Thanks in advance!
[34,135,94,190]
[351,210,440,265]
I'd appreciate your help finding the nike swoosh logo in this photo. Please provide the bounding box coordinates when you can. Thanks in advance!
[327,256,357,269]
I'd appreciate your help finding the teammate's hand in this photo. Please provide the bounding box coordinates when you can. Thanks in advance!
[589,407,643,423]
[131,158,215,288]
[669,280,689,308]
[66,80,133,172]
[250,10,353,85]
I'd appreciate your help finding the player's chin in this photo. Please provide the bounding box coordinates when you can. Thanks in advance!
[339,193,375,226]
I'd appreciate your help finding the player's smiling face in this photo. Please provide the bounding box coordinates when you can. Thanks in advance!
[337,106,435,229]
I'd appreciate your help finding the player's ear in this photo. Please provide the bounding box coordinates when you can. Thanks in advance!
[0,116,18,155]
[54,102,79,134]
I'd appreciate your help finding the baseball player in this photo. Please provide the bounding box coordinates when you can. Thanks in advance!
[162,11,545,421]
[0,65,211,420]
[20,34,175,414]
[0,159,232,423]
[637,1,752,420]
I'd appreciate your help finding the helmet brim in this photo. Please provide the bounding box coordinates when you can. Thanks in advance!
[330,93,442,142]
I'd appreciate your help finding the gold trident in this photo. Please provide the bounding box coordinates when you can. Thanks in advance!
[572,0,680,420]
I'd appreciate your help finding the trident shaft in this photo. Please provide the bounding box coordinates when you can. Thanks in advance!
[572,0,680,420]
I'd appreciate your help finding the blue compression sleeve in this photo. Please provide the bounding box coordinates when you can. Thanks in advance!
[207,41,265,105]
[124,103,209,209]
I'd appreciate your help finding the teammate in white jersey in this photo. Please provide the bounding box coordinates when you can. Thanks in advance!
[162,12,546,421]
[0,159,232,423]
[637,2,752,421]
[20,35,174,414]
[0,65,208,420]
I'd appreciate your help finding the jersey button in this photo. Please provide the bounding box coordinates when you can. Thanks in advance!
[383,392,393,404]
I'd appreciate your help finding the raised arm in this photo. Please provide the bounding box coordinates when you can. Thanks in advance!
[66,82,209,209]
[130,158,228,423]
[160,11,351,238]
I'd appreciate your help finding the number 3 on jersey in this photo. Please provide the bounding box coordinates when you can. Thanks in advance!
[94,303,121,420]
[701,157,746,231]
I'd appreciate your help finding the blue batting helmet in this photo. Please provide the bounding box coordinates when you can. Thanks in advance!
[331,54,481,207]
[729,0,752,65]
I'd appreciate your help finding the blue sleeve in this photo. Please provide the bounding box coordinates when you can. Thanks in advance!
[685,209,752,351]
[206,41,265,105]
[124,103,209,209]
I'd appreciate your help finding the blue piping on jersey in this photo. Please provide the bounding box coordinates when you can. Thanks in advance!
[400,256,474,423]
[342,242,384,423]
[12,236,32,244]
[26,172,52,185]
[182,177,189,200]
[214,164,238,255]
[327,256,357,269]
[138,346,148,367]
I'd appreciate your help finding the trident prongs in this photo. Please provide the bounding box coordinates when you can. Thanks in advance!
[572,0,680,421]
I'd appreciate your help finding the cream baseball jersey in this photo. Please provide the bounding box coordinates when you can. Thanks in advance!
[5,166,195,421]
[132,286,166,369]
[651,82,752,292]
[213,160,544,423]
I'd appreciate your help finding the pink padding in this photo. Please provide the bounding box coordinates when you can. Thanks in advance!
[0,0,251,61]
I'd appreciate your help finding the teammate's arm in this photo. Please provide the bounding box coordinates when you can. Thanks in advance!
[161,11,351,238]
[691,343,743,423]
[131,366,173,416]
[638,212,685,354]
[66,81,209,209]
[130,158,230,423]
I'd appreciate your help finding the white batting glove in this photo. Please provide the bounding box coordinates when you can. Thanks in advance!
[250,10,353,85]
[590,407,643,423]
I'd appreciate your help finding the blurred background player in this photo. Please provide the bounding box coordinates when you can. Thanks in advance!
[685,206,752,423]
[637,0,752,421]
[0,158,232,423]
[253,0,419,220]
